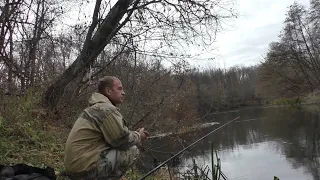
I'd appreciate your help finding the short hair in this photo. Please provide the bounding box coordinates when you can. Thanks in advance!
[98,76,118,95]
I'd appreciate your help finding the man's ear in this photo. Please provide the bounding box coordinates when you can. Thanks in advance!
[105,87,111,96]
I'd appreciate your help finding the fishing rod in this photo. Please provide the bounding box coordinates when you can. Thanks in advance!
[138,116,240,180]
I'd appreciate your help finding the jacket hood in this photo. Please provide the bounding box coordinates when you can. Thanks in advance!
[88,92,111,106]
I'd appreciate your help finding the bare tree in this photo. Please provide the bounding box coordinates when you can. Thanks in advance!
[0,0,24,93]
[42,0,237,109]
[0,0,64,93]
[258,1,320,98]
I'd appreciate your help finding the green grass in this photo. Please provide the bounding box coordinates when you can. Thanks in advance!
[0,115,67,170]
[0,91,68,178]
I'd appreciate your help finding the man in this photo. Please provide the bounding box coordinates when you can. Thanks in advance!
[64,76,149,179]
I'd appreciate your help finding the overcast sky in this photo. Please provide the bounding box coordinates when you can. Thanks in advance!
[61,0,311,69]
[191,0,310,69]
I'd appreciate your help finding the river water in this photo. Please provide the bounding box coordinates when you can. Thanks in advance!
[139,105,320,180]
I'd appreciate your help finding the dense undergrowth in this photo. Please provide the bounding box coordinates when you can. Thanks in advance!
[0,91,164,179]
[0,91,68,175]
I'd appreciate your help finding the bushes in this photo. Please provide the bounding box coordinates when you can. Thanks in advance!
[271,97,301,107]
[302,90,320,105]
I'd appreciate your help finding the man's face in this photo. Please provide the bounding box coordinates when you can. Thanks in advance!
[106,79,125,105]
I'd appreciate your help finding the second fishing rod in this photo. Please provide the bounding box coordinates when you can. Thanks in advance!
[138,116,240,180]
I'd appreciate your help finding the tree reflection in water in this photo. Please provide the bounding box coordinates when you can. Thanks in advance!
[139,105,320,180]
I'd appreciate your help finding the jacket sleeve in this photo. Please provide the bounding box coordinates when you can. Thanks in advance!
[100,109,141,149]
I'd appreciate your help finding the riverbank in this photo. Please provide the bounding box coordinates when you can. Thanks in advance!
[0,93,172,179]
[302,90,320,105]
[258,90,320,107]
[1,91,319,179]
[0,111,166,180]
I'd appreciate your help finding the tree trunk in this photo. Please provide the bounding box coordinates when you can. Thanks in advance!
[42,0,135,109]
[7,68,13,92]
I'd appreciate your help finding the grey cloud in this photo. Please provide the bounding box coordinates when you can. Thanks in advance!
[222,22,282,66]
[199,0,310,68]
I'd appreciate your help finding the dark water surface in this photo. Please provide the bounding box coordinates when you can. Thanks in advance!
[140,105,320,180]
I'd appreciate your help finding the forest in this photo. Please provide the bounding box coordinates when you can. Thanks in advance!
[0,0,320,179]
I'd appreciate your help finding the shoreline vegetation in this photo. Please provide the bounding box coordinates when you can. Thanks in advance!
[1,91,319,179]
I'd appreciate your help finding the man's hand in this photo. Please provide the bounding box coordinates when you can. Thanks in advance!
[138,128,150,142]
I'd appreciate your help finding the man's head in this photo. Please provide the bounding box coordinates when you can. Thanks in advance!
[98,76,125,106]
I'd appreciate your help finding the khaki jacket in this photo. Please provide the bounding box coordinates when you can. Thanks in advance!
[64,93,141,173]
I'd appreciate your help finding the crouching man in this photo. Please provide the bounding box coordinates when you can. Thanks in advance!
[64,76,149,179]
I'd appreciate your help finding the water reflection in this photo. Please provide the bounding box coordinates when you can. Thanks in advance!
[139,105,320,180]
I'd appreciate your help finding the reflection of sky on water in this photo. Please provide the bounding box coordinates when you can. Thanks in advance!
[220,141,312,180]
[141,105,320,179]
[180,141,313,180]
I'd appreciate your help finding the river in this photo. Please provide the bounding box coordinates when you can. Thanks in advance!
[139,105,320,180]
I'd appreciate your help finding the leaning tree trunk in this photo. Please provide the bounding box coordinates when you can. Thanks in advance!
[42,0,136,109]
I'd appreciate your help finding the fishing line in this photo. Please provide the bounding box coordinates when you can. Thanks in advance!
[138,116,240,180]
